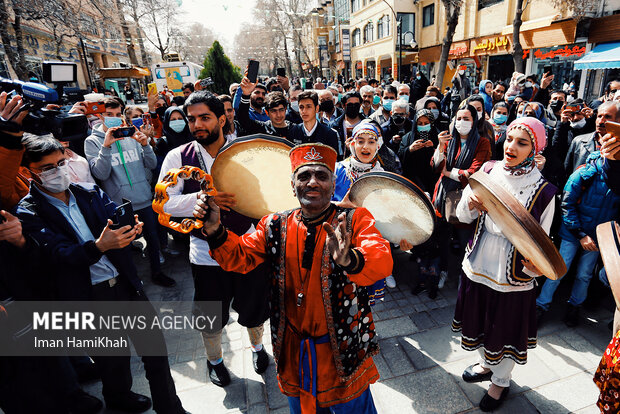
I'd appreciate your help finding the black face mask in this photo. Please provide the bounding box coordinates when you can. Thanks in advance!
[155,106,167,120]
[319,100,335,113]
[345,103,361,118]
[549,100,564,113]
[392,115,406,125]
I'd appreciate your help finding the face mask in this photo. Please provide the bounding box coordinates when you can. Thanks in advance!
[392,114,405,125]
[430,109,439,119]
[417,124,431,133]
[290,101,300,112]
[382,99,394,112]
[38,163,71,193]
[459,70,465,75]
[319,100,335,113]
[493,113,508,125]
[337,93,343,103]
[524,81,533,88]
[516,112,525,119]
[416,75,421,80]
[566,95,575,103]
[570,118,586,129]
[155,106,167,120]
[104,116,122,129]
[131,118,144,129]
[477,110,484,121]
[345,103,361,118]
[372,95,381,105]
[399,95,409,103]
[549,100,564,112]
[455,119,473,136]
[169,119,187,133]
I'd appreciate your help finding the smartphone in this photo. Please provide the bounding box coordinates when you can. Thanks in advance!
[606,121,620,139]
[438,119,450,131]
[84,101,105,115]
[111,199,134,230]
[147,82,157,95]
[199,78,214,89]
[112,126,136,139]
[543,65,553,76]
[563,103,582,114]
[142,113,151,124]
[276,67,286,77]
[247,60,259,83]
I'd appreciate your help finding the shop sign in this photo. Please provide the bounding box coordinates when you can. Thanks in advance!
[449,42,468,57]
[356,61,363,69]
[522,45,586,60]
[342,29,351,62]
[472,36,511,54]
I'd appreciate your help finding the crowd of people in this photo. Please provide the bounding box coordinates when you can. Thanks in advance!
[0,66,619,414]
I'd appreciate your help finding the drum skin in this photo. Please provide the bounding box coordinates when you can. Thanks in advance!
[348,172,436,246]
[597,221,620,309]
[469,171,566,280]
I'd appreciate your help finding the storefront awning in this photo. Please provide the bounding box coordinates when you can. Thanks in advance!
[574,42,620,70]
[97,67,151,79]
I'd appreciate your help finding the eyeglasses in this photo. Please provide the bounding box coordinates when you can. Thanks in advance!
[32,159,67,174]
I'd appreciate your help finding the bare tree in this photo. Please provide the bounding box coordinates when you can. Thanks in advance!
[132,0,182,60]
[435,0,463,90]
[170,23,215,63]
[0,0,28,79]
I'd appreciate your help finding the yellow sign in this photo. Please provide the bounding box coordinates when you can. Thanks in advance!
[164,68,184,96]
[472,36,511,54]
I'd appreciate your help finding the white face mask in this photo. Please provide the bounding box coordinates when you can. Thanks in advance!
[38,163,71,193]
[570,118,586,129]
[291,101,299,112]
[477,110,484,121]
[455,119,473,136]
[459,70,465,76]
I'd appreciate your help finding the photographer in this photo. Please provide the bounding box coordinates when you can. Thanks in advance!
[16,134,187,414]
[84,98,175,288]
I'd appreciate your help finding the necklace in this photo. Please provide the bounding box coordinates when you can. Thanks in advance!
[294,215,325,307]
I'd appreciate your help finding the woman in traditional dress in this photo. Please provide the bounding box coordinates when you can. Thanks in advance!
[451,117,556,411]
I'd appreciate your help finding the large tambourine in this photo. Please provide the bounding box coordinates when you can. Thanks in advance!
[597,221,620,309]
[468,171,566,280]
[211,135,297,219]
[348,172,436,246]
[153,166,217,233]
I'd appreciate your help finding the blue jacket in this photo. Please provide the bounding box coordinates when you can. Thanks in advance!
[16,183,143,300]
[560,152,620,242]
[233,87,270,123]
[603,158,620,195]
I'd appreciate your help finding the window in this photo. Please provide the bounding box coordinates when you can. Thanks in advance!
[363,22,374,43]
[351,0,361,12]
[80,13,99,36]
[423,4,434,27]
[396,13,415,47]
[352,28,361,47]
[478,0,503,10]
[377,15,390,38]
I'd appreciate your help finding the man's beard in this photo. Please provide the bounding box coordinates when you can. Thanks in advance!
[194,124,221,146]
[251,97,264,109]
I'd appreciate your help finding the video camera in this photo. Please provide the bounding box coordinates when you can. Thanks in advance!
[0,61,89,141]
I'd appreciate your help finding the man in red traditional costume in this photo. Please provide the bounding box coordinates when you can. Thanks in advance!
[193,143,393,413]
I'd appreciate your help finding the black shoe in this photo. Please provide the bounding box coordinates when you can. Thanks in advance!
[564,304,580,327]
[152,272,176,287]
[411,283,426,295]
[207,360,231,387]
[67,389,103,414]
[479,386,510,412]
[105,391,152,413]
[253,348,269,374]
[462,364,493,383]
[536,306,546,327]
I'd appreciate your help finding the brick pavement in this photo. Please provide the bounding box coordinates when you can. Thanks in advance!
[82,241,611,414]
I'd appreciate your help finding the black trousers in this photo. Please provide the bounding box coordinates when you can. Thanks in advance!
[191,263,270,330]
[90,277,183,414]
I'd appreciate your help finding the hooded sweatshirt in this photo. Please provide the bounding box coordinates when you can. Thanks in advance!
[84,124,157,210]
[479,80,493,115]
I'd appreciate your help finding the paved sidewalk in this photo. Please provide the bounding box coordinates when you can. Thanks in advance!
[83,242,612,413]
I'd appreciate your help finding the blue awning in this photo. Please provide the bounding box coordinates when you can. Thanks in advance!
[574,42,620,70]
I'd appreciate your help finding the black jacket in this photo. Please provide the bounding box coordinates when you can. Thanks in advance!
[329,113,366,159]
[237,94,293,139]
[288,122,340,157]
[381,118,413,152]
[17,183,143,300]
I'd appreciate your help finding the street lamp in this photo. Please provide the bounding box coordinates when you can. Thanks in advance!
[398,22,417,83]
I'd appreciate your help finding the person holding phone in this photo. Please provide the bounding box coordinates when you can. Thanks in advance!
[84,98,176,288]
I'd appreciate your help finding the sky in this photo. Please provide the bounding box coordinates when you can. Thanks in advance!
[179,0,258,51]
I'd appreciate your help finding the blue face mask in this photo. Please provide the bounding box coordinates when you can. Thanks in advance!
[373,95,381,105]
[169,119,186,133]
[417,124,431,133]
[430,109,440,119]
[131,118,144,129]
[383,99,394,112]
[493,113,508,125]
[401,95,410,103]
[337,93,343,103]
[416,75,421,80]
[104,116,123,128]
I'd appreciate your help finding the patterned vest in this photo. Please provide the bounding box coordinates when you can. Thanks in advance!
[465,162,558,286]
[265,206,379,382]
